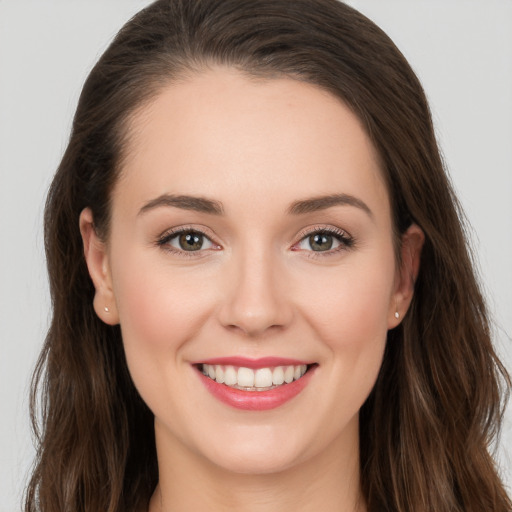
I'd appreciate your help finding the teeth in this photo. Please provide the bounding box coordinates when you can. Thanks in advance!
[216,366,225,384]
[224,366,237,386]
[284,365,295,384]
[237,367,255,387]
[201,363,309,390]
[272,366,284,385]
[254,368,273,388]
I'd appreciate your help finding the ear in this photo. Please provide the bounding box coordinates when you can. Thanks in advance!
[388,223,424,328]
[79,208,119,325]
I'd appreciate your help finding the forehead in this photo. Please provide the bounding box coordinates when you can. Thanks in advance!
[114,67,389,220]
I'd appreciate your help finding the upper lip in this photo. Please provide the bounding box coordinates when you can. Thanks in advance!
[192,356,314,369]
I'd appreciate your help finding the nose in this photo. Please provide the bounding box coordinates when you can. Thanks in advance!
[218,247,293,337]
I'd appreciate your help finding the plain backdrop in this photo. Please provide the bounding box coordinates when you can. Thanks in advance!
[1,1,511,510]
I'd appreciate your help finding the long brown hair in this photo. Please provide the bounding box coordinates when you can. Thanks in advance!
[26,1,511,511]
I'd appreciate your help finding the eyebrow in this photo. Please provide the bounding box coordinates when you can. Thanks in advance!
[138,192,373,218]
[287,193,373,218]
[139,194,224,216]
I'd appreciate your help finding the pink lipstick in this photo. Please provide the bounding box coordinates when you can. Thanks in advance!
[193,357,317,411]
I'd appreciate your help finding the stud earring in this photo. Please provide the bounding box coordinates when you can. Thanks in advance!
[104,307,110,313]
[394,311,400,319]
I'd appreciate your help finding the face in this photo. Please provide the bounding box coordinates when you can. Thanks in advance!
[81,68,421,476]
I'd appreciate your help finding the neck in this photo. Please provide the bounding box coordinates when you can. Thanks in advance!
[149,420,366,512]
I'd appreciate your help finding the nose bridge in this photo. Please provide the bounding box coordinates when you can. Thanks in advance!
[219,238,292,336]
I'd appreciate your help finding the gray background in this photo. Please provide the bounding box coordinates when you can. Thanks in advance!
[1,1,511,510]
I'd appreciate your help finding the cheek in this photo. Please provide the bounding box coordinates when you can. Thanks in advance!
[108,249,217,401]
[115,271,180,354]
[110,255,219,425]
[313,261,394,424]
[112,253,211,351]
[304,256,394,331]
[297,249,395,380]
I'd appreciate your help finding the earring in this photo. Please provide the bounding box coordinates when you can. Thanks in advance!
[394,311,400,319]
[104,307,110,313]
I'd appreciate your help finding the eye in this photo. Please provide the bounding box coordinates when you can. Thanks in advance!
[159,229,216,252]
[294,227,354,253]
[298,232,340,252]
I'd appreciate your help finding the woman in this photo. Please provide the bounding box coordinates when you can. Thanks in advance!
[25,0,511,510]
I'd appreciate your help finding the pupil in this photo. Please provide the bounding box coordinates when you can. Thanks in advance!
[310,233,333,251]
[179,232,203,251]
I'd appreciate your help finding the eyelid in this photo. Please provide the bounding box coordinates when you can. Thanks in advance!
[155,224,354,256]
[291,224,355,253]
[156,225,222,254]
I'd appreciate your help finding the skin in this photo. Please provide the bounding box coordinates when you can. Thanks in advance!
[80,68,423,512]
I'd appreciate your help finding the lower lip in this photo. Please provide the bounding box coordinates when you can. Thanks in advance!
[196,366,316,411]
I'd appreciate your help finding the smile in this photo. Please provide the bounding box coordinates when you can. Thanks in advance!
[200,363,308,391]
[194,358,317,411]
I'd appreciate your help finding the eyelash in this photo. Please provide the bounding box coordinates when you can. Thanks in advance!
[156,226,219,257]
[156,225,355,257]
[292,225,355,258]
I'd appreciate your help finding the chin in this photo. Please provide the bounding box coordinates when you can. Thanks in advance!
[197,427,308,476]
[210,449,303,476]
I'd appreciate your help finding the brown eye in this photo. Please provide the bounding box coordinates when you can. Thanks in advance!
[309,233,333,251]
[178,232,204,251]
[160,229,216,253]
[295,228,353,254]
